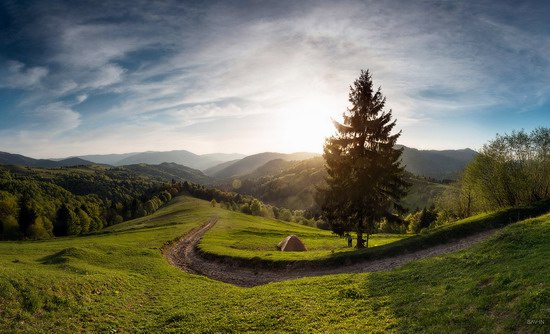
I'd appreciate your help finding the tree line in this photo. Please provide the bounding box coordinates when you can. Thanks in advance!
[181,181,316,225]
[437,128,550,221]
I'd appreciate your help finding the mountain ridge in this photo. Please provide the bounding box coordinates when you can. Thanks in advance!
[0,146,477,180]
[0,152,96,168]
[208,152,321,179]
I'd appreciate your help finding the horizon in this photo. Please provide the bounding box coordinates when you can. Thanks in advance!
[1,1,549,159]
[1,143,478,162]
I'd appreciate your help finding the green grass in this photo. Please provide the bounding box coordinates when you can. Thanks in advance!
[199,210,408,262]
[0,195,548,333]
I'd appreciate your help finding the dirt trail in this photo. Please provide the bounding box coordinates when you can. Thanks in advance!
[164,216,499,287]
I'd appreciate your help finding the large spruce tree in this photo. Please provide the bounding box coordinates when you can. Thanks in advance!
[320,70,409,248]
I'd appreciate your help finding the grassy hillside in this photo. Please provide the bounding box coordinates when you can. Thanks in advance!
[401,176,450,210]
[0,195,548,333]
[199,210,408,262]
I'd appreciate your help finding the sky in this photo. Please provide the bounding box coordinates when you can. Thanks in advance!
[0,0,549,158]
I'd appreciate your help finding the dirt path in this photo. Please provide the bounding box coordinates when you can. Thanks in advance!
[164,216,499,287]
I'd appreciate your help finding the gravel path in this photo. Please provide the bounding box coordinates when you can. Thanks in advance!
[164,216,499,287]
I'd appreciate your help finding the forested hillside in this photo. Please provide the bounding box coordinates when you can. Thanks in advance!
[437,128,550,219]
[122,162,213,184]
[398,146,477,180]
[232,157,325,211]
[227,157,449,213]
[0,165,180,240]
[0,152,96,168]
[206,152,320,178]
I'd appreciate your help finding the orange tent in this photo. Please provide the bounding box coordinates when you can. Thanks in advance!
[277,235,307,252]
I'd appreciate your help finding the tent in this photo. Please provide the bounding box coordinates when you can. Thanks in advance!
[277,235,307,252]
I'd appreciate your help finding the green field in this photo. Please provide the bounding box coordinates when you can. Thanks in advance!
[0,195,548,333]
[199,208,409,262]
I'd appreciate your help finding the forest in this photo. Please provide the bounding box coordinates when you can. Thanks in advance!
[0,164,304,240]
[0,165,180,240]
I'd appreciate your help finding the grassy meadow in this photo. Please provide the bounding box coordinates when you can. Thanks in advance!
[0,195,548,333]
[199,209,409,262]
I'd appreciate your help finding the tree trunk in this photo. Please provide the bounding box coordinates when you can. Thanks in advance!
[466,192,471,217]
[356,231,365,248]
[365,233,369,248]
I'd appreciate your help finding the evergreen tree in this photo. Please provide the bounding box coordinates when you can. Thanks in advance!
[320,70,410,248]
[54,204,81,236]
[18,197,37,236]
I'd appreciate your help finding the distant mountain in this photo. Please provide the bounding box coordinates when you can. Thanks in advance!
[203,159,241,176]
[114,150,218,170]
[77,152,139,165]
[200,153,246,162]
[78,150,243,170]
[232,157,326,210]
[209,152,321,179]
[208,146,476,182]
[231,155,453,211]
[399,146,477,180]
[0,151,38,166]
[0,151,95,168]
[2,145,476,180]
[52,157,96,167]
[241,159,297,180]
[122,162,213,184]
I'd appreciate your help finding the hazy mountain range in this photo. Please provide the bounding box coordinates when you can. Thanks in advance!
[399,146,477,180]
[0,152,96,168]
[0,146,477,181]
[204,152,321,179]
[77,150,246,170]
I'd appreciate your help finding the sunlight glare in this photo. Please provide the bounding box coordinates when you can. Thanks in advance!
[274,96,343,153]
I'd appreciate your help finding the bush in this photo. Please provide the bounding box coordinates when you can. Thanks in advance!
[315,219,331,230]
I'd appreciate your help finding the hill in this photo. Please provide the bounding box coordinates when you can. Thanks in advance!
[209,152,320,179]
[230,156,449,211]
[207,145,476,182]
[400,177,450,210]
[400,146,477,180]
[122,162,213,184]
[75,152,139,165]
[200,153,246,162]
[114,150,219,170]
[77,150,245,170]
[2,146,475,179]
[203,159,241,176]
[233,157,325,210]
[0,164,180,240]
[0,195,548,332]
[0,152,95,168]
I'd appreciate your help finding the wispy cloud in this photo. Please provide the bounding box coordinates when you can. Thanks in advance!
[30,102,81,132]
[0,60,48,89]
[1,0,549,157]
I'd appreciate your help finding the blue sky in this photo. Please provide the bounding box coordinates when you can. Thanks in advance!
[0,0,549,158]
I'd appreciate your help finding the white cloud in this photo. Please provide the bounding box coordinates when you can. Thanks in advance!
[75,94,88,104]
[82,63,126,89]
[31,102,81,133]
[0,60,49,89]
[2,0,550,156]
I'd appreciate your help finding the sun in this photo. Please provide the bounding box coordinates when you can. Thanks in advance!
[274,96,344,153]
